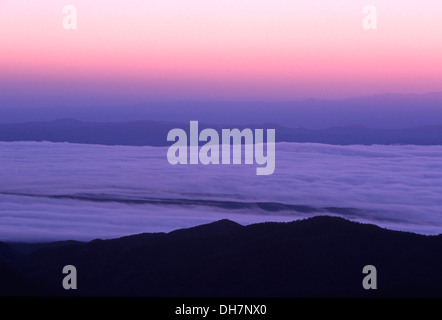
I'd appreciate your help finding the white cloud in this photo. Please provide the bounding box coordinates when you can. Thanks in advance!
[1,141,442,241]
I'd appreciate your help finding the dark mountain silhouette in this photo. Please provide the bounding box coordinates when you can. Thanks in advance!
[1,119,442,146]
[0,262,43,296]
[8,240,84,256]
[1,216,442,297]
[0,241,19,264]
[0,242,45,296]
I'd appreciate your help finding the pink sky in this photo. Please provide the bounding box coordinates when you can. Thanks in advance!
[0,0,441,101]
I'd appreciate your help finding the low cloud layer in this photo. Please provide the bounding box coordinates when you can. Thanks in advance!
[1,141,441,241]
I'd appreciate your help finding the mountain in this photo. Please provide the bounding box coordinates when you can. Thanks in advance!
[1,119,442,146]
[8,240,84,256]
[0,242,44,296]
[2,92,442,129]
[0,119,179,146]
[0,241,18,264]
[2,216,442,297]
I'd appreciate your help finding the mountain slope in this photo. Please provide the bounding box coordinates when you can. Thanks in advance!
[4,216,442,297]
[1,119,442,146]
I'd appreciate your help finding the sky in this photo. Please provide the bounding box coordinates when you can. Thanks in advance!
[1,141,442,241]
[0,0,442,104]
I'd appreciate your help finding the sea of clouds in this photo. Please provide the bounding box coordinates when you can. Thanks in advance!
[1,141,442,241]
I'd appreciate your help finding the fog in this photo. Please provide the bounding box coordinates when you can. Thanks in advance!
[1,141,441,241]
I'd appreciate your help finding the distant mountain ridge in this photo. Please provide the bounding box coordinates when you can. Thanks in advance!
[2,92,442,129]
[1,216,442,297]
[1,119,442,146]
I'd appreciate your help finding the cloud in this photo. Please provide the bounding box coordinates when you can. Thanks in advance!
[1,141,442,241]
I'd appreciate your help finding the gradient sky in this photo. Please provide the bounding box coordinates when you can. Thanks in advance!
[1,0,442,103]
